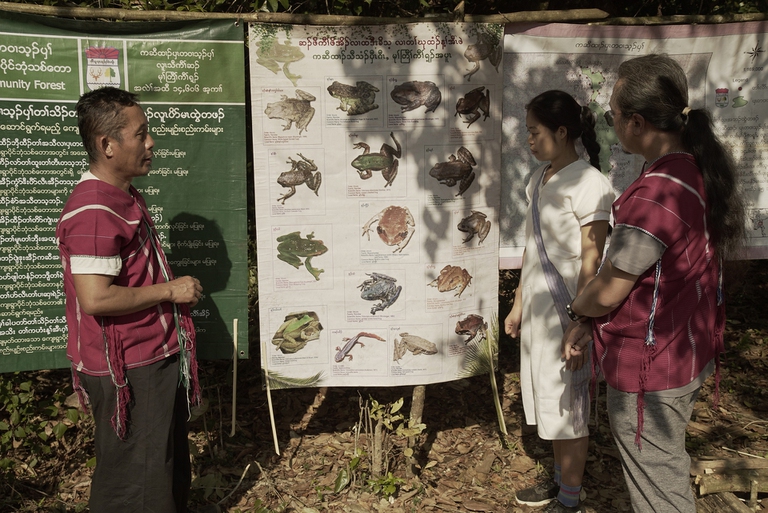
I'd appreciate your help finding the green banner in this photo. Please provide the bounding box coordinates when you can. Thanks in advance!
[0,12,248,372]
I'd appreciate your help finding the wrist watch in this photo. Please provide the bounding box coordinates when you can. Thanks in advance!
[565,302,584,322]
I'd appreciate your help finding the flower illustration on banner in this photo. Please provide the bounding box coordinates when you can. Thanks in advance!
[86,46,121,91]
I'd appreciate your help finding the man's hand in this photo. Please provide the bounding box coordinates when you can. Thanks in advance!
[504,296,522,338]
[169,276,202,306]
[562,319,591,371]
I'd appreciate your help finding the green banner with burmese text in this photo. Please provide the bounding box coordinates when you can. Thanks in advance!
[0,12,248,372]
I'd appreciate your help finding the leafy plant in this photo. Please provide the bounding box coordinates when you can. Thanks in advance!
[351,396,425,497]
[0,373,77,474]
[367,471,404,499]
[191,471,227,501]
[330,396,427,500]
[333,453,360,492]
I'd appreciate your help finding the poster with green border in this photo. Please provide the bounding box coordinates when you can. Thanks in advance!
[0,12,248,372]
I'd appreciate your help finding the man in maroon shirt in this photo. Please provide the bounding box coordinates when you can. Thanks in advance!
[56,87,202,513]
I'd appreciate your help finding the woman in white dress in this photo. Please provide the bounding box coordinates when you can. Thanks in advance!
[504,90,614,513]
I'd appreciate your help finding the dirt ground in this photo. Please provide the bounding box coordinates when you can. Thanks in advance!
[3,261,768,512]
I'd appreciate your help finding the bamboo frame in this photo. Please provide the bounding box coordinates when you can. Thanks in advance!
[593,13,768,25]
[0,2,608,24]
[1,2,763,27]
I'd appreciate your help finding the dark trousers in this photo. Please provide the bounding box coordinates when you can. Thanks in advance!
[79,355,191,513]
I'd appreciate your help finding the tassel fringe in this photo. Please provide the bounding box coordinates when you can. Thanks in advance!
[101,318,131,440]
[571,344,592,435]
[177,304,202,411]
[71,368,90,413]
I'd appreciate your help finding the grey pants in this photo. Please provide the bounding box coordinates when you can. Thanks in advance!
[607,385,699,513]
[78,355,191,513]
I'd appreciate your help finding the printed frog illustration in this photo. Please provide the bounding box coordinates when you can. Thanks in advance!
[358,272,402,315]
[393,333,438,363]
[334,332,385,363]
[276,231,327,280]
[271,311,323,354]
[464,30,502,81]
[276,153,321,204]
[429,146,477,197]
[429,264,473,298]
[327,80,379,116]
[264,89,316,135]
[455,314,488,345]
[255,39,305,86]
[351,132,402,187]
[362,205,415,253]
[457,210,491,245]
[390,81,442,113]
[455,86,490,127]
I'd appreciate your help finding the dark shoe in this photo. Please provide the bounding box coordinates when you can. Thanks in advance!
[543,499,585,513]
[515,481,558,506]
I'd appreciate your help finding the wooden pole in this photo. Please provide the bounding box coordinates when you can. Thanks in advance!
[698,469,768,495]
[594,13,768,25]
[0,2,608,25]
[229,318,238,437]
[691,457,768,476]
[4,2,762,26]
[407,384,426,478]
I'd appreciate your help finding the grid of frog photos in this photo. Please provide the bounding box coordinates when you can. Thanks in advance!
[252,22,502,388]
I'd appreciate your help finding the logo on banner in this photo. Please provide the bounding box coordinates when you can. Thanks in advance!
[85,46,121,90]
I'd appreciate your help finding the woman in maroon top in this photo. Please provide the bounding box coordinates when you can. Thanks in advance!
[563,55,745,512]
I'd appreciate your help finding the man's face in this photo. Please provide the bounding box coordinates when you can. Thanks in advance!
[109,104,154,180]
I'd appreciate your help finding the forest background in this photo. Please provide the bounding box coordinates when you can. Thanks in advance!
[2,0,768,511]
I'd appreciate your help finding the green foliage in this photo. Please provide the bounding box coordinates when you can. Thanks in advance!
[191,471,227,500]
[332,453,360,492]
[369,397,426,438]
[329,397,426,500]
[613,0,768,16]
[367,472,404,499]
[13,0,768,16]
[0,373,74,475]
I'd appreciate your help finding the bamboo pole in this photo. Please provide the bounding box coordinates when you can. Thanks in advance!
[594,13,768,26]
[3,2,762,27]
[229,318,238,438]
[407,384,425,478]
[470,9,608,24]
[0,2,608,25]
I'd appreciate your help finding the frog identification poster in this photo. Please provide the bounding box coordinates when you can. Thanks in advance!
[249,23,503,389]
